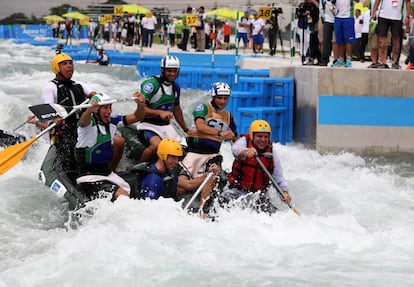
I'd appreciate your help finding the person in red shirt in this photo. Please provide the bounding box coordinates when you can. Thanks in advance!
[223,21,231,50]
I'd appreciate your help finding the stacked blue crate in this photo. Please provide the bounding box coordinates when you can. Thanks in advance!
[237,107,287,144]
[226,91,264,116]
[134,60,294,144]
[268,79,294,142]
[198,68,216,90]
[177,67,196,89]
[137,61,159,77]
[234,77,294,144]
[237,69,269,78]
[214,69,235,86]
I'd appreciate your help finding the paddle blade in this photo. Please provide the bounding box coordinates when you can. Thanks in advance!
[0,137,37,175]
[292,206,301,217]
[29,103,68,121]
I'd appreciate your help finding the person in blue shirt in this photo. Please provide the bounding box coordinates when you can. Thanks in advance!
[140,138,220,210]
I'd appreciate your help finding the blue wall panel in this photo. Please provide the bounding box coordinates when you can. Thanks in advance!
[319,95,414,127]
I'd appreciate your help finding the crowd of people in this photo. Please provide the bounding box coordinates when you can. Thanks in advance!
[49,5,287,56]
[26,51,293,217]
[49,1,414,69]
[295,0,412,69]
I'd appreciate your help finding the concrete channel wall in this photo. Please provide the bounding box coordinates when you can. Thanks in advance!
[269,66,414,155]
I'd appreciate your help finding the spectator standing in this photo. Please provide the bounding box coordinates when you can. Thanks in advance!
[359,1,371,62]
[306,0,321,65]
[178,7,193,51]
[354,9,364,60]
[237,11,251,53]
[51,22,59,38]
[330,0,356,68]
[111,20,118,43]
[251,10,265,53]
[88,20,98,45]
[168,19,176,47]
[59,22,65,39]
[405,6,414,70]
[162,15,169,45]
[65,19,73,45]
[223,21,231,50]
[205,18,213,50]
[121,12,129,45]
[103,22,110,43]
[319,0,338,65]
[141,12,157,48]
[127,13,136,46]
[372,0,411,69]
[296,1,311,61]
[196,6,206,52]
[216,24,224,49]
[367,0,380,68]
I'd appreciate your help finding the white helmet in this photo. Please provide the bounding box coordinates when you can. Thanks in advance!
[160,55,180,69]
[91,92,112,103]
[211,82,231,97]
[97,44,103,50]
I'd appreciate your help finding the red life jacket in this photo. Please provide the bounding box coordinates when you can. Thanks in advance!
[228,135,274,192]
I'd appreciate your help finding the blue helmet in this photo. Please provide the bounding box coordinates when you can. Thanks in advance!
[160,55,180,69]
[211,82,231,97]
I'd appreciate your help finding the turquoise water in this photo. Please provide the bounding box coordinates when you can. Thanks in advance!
[0,40,413,287]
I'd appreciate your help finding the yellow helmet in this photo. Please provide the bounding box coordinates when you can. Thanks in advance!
[51,53,72,74]
[249,119,271,139]
[157,138,183,161]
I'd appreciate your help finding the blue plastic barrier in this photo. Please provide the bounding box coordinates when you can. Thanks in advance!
[237,107,288,144]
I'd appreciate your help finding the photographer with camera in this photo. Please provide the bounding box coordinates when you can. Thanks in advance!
[267,5,283,56]
[296,0,320,65]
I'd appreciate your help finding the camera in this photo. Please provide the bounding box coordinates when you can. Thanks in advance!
[297,2,308,15]
[273,7,283,15]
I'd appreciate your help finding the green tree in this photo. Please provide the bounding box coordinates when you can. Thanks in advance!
[0,13,41,24]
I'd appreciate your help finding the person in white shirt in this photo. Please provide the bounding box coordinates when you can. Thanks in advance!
[319,0,338,65]
[88,20,98,45]
[168,20,176,47]
[372,0,411,69]
[359,1,371,62]
[141,12,157,47]
[251,11,265,53]
[354,9,363,59]
[103,22,110,43]
[237,11,251,53]
[75,93,145,202]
